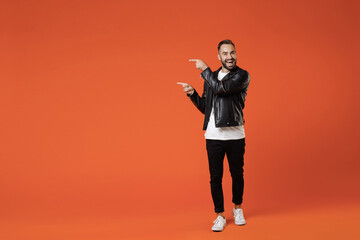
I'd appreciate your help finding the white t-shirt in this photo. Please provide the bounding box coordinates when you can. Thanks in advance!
[204,70,245,140]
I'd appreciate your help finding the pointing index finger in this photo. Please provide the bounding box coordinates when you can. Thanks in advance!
[189,59,199,62]
[176,82,188,86]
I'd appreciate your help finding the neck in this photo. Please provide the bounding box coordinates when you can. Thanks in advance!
[221,67,230,73]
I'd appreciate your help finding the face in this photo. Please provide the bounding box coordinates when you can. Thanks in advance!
[218,44,237,71]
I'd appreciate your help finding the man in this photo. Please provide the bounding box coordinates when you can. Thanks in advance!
[177,40,250,232]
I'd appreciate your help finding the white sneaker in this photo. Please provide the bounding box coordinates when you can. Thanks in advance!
[233,208,246,225]
[212,216,226,232]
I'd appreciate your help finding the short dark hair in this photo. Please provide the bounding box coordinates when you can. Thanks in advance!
[218,39,235,51]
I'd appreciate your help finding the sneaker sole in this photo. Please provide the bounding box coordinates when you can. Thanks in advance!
[234,221,246,226]
[212,224,226,232]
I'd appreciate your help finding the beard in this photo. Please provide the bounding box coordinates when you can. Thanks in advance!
[221,58,237,71]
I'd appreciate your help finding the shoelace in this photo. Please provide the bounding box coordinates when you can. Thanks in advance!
[234,209,244,220]
[213,217,225,226]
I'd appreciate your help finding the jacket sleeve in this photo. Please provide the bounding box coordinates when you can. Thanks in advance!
[201,67,250,95]
[188,82,207,114]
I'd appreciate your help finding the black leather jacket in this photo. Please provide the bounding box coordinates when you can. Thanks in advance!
[189,66,250,130]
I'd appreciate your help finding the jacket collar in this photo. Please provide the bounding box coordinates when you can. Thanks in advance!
[215,65,240,81]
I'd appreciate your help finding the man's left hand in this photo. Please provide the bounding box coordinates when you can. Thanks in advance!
[189,59,208,71]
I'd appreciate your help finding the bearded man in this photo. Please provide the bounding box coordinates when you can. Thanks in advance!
[178,39,250,232]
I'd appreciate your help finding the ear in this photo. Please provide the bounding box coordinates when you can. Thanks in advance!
[218,54,220,60]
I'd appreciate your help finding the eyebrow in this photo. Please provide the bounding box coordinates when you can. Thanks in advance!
[222,51,236,54]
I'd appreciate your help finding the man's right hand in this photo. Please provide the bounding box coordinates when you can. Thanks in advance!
[189,59,208,71]
[177,82,194,95]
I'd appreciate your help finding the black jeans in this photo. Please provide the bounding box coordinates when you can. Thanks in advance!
[206,138,245,213]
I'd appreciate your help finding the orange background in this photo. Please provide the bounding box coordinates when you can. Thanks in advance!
[1,0,359,239]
